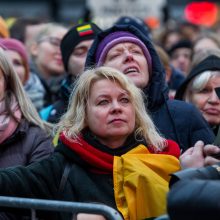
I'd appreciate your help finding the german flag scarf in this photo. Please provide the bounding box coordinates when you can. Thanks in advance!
[59,132,180,220]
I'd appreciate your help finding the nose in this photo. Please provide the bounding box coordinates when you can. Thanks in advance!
[208,90,220,103]
[110,100,122,113]
[124,51,134,63]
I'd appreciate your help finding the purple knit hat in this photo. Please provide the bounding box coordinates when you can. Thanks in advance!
[95,31,152,73]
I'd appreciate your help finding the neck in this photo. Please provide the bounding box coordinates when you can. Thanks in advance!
[97,136,128,149]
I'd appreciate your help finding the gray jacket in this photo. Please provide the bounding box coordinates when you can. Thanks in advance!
[0,119,54,168]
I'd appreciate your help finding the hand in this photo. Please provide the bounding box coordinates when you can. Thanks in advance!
[180,140,205,169]
[203,144,220,166]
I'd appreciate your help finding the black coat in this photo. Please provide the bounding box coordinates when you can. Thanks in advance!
[85,24,215,151]
[0,135,142,219]
[168,164,220,220]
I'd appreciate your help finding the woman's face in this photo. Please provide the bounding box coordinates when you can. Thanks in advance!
[5,50,26,84]
[104,42,149,89]
[32,27,67,78]
[86,79,135,148]
[0,68,5,101]
[191,75,220,126]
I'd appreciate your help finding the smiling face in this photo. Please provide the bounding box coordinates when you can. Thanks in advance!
[103,42,149,89]
[31,27,67,78]
[191,74,220,126]
[86,79,135,148]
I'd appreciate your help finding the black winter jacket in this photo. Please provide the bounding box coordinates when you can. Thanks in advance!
[85,24,215,151]
[0,134,145,219]
[168,164,220,220]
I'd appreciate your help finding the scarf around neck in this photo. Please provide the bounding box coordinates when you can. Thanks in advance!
[59,131,180,174]
[0,95,22,144]
[59,131,181,220]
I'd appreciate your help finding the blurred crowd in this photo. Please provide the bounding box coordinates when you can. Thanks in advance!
[0,13,220,220]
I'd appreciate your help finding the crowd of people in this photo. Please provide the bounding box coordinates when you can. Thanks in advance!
[0,13,220,220]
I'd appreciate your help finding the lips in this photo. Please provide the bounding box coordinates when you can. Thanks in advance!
[123,66,140,75]
[109,118,126,124]
[204,108,220,115]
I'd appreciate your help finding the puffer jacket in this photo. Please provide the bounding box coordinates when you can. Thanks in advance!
[85,24,215,151]
[0,119,54,168]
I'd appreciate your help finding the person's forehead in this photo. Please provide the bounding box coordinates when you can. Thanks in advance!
[172,48,192,55]
[75,39,94,49]
[108,41,141,51]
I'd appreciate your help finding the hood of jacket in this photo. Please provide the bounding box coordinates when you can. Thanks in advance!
[85,24,169,111]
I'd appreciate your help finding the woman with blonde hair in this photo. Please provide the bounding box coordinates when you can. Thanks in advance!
[0,66,180,220]
[29,22,68,110]
[0,47,53,168]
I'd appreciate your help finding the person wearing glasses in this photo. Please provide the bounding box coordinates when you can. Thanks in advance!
[28,22,68,111]
[40,22,102,123]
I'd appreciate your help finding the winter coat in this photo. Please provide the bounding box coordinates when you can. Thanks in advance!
[29,62,66,110]
[40,75,74,123]
[24,72,46,112]
[167,163,220,220]
[0,119,54,168]
[85,24,215,151]
[168,66,185,91]
[0,131,180,220]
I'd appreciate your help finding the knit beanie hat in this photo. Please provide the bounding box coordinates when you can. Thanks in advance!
[95,31,152,74]
[175,55,220,100]
[61,23,101,72]
[168,40,193,57]
[0,38,29,83]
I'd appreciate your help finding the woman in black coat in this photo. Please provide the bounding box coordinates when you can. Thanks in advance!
[0,66,181,220]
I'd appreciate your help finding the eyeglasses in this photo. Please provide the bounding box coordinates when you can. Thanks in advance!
[38,36,61,47]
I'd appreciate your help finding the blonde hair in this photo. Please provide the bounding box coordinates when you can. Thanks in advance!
[0,48,52,134]
[33,22,67,42]
[56,66,165,151]
[30,22,67,60]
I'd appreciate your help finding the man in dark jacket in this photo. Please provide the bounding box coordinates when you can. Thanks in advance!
[85,24,214,151]
[40,22,101,123]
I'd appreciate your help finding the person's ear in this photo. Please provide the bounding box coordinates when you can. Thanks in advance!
[29,42,39,57]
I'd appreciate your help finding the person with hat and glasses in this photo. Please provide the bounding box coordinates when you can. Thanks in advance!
[40,22,101,123]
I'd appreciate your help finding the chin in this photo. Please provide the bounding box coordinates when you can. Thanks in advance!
[207,117,220,126]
